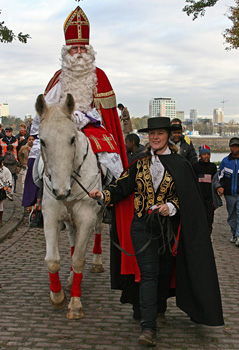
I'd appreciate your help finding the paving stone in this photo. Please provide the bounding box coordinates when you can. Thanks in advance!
[0,196,239,349]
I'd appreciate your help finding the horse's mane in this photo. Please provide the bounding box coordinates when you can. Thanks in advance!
[44,103,74,124]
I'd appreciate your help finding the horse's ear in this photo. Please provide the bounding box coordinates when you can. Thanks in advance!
[35,94,47,121]
[64,94,75,117]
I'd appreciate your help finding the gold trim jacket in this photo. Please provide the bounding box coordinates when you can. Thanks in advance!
[103,156,179,218]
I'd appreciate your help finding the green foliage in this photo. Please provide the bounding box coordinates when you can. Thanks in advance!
[223,0,239,50]
[0,10,30,44]
[183,0,239,50]
[183,0,219,20]
[1,116,24,133]
[131,117,148,131]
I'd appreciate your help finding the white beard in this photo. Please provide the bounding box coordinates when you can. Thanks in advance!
[60,45,97,113]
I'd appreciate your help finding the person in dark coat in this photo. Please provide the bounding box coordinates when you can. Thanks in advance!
[125,133,145,164]
[170,121,197,164]
[3,144,19,194]
[192,144,217,240]
[15,123,29,154]
[90,117,224,347]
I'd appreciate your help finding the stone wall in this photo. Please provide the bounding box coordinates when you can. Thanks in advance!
[190,137,230,153]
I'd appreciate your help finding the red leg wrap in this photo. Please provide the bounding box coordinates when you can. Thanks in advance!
[71,272,83,297]
[70,246,75,271]
[93,233,102,254]
[49,272,62,293]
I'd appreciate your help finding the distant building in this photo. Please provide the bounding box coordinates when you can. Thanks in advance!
[149,98,176,118]
[176,111,184,122]
[0,103,9,122]
[190,109,198,122]
[25,114,32,120]
[213,108,224,124]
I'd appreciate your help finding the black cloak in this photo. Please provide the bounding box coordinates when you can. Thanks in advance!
[110,153,224,327]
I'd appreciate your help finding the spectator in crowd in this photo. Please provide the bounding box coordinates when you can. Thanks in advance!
[0,155,13,224]
[26,119,33,135]
[90,117,223,347]
[170,119,197,164]
[192,144,217,241]
[0,126,18,160]
[125,133,145,164]
[3,144,19,194]
[16,123,29,154]
[18,135,35,191]
[118,103,133,136]
[0,124,5,138]
[217,137,239,246]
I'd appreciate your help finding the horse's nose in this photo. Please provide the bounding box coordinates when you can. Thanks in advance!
[53,188,71,200]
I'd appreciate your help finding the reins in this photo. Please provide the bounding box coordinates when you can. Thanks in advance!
[111,209,177,257]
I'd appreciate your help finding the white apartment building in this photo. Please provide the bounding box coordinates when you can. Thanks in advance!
[213,108,224,124]
[149,98,176,118]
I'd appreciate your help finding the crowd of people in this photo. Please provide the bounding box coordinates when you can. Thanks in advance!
[0,122,33,223]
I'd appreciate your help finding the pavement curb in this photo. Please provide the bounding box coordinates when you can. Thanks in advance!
[0,195,25,243]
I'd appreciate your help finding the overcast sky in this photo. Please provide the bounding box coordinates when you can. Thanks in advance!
[1,0,238,121]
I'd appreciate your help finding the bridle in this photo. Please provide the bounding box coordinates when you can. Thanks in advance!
[43,136,101,203]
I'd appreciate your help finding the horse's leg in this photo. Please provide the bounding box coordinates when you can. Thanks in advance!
[66,203,97,319]
[65,222,76,290]
[42,196,67,309]
[91,218,104,273]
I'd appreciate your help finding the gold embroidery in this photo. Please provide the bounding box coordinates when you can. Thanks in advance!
[103,190,111,205]
[103,134,115,150]
[89,135,101,150]
[133,160,179,217]
[94,94,117,109]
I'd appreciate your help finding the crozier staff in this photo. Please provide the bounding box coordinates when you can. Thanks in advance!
[90,117,224,347]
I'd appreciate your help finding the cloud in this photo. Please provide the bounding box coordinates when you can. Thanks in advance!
[0,0,238,120]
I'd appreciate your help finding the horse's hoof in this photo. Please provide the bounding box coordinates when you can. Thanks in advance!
[49,290,67,310]
[90,264,104,273]
[66,307,85,319]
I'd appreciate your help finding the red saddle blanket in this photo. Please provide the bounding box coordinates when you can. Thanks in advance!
[83,124,120,154]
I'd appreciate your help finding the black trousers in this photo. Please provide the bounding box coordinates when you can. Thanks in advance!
[130,214,178,332]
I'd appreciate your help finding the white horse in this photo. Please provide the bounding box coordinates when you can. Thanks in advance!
[36,93,104,319]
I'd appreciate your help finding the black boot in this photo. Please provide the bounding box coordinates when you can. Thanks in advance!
[29,210,43,228]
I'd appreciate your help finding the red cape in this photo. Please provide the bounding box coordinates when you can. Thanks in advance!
[45,66,135,278]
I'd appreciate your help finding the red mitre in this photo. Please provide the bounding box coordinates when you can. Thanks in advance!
[64,6,90,46]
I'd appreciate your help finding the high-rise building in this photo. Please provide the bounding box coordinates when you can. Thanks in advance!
[213,108,224,124]
[149,98,176,118]
[0,103,9,122]
[190,109,198,122]
[176,111,184,122]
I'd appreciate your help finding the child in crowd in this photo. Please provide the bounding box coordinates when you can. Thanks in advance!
[192,144,217,240]
[3,144,18,195]
[0,156,13,224]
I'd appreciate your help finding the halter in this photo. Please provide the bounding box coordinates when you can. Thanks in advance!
[43,137,101,202]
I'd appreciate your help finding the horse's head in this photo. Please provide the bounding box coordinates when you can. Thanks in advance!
[36,94,77,200]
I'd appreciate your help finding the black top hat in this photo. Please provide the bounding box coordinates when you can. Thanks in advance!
[138,117,172,133]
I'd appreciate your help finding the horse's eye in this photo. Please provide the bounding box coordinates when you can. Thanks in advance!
[40,139,46,147]
[71,136,75,145]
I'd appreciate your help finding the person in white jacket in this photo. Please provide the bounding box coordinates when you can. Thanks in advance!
[0,155,13,225]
